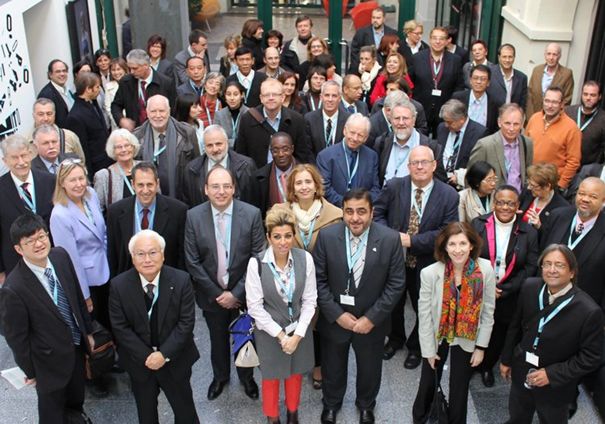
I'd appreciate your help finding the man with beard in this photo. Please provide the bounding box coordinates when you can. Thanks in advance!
[349,7,398,74]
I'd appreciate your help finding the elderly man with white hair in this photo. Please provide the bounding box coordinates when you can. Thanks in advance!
[31,124,80,175]
[133,94,200,199]
[109,229,200,424]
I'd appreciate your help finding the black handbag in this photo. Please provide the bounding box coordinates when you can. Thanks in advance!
[427,369,449,424]
[85,320,115,380]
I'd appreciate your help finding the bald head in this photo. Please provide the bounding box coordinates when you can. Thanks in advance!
[544,43,562,68]
[408,146,436,187]
[342,74,362,103]
[263,47,281,72]
[576,177,605,220]
[146,95,170,131]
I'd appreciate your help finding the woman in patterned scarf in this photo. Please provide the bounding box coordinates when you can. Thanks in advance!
[412,222,496,424]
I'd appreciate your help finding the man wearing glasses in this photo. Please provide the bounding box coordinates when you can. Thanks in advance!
[374,145,459,368]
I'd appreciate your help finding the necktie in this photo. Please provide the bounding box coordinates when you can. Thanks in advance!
[571,221,585,243]
[347,105,355,114]
[216,213,228,288]
[50,162,58,174]
[141,208,150,230]
[155,134,166,164]
[348,150,358,188]
[138,80,148,123]
[21,182,33,210]
[406,188,424,268]
[44,268,81,345]
[325,118,333,146]
[446,132,461,173]
[351,237,364,288]
[144,283,155,311]
[279,172,288,202]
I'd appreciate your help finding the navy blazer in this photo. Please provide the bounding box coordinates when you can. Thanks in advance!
[487,64,528,110]
[38,82,70,128]
[373,176,459,269]
[304,109,351,157]
[435,119,488,170]
[451,89,499,135]
[366,109,390,149]
[316,143,381,207]
[349,25,398,73]
[339,100,369,116]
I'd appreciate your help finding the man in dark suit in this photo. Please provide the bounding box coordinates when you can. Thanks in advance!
[111,49,177,131]
[540,177,605,310]
[305,81,351,157]
[185,166,264,400]
[436,99,488,188]
[31,124,77,174]
[37,59,73,128]
[340,75,370,116]
[174,29,212,84]
[65,72,112,176]
[317,114,381,207]
[0,135,55,284]
[451,64,500,134]
[109,229,199,423]
[366,90,402,149]
[446,26,469,66]
[411,26,464,136]
[487,44,528,110]
[106,162,188,278]
[182,125,255,207]
[226,47,267,108]
[1,214,93,424]
[176,56,206,98]
[236,78,312,168]
[349,7,398,73]
[313,188,405,424]
[374,145,459,368]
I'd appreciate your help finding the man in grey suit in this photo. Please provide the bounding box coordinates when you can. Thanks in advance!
[173,30,211,85]
[31,124,77,174]
[468,103,533,192]
[184,166,265,401]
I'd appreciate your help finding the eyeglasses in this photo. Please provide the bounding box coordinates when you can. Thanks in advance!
[22,232,49,247]
[482,176,499,183]
[207,183,234,192]
[526,181,545,190]
[494,200,517,208]
[471,76,489,82]
[133,250,161,260]
[409,160,434,168]
[541,261,568,270]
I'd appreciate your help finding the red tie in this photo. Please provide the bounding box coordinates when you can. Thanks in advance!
[138,80,148,124]
[141,208,150,230]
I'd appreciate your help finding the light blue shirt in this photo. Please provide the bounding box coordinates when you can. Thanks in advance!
[541,67,555,95]
[384,129,420,182]
[264,108,282,163]
[468,92,488,127]
[372,27,385,47]
[23,257,52,298]
[442,118,469,170]
[410,179,435,222]
[134,197,157,233]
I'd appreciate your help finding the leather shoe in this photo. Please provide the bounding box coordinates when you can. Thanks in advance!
[383,343,401,360]
[320,408,338,424]
[359,409,375,424]
[242,378,259,399]
[207,379,226,400]
[481,370,495,387]
[404,352,421,369]
[286,410,299,424]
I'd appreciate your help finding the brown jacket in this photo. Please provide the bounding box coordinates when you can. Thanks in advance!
[526,64,574,118]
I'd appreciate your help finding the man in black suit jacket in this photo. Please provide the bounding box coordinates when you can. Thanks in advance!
[184,167,265,400]
[540,177,605,311]
[487,44,528,110]
[446,26,469,66]
[374,146,459,368]
[106,162,187,278]
[305,81,351,157]
[182,125,256,207]
[313,189,405,424]
[451,64,500,134]
[367,90,411,149]
[436,99,488,188]
[236,78,312,168]
[31,124,77,174]
[1,214,93,424]
[349,7,398,73]
[37,60,73,128]
[411,27,464,136]
[0,135,55,284]
[111,49,176,130]
[341,75,370,116]
[109,230,199,423]
[226,47,267,108]
[176,56,206,98]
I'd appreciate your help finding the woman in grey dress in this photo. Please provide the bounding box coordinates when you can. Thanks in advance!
[245,207,317,424]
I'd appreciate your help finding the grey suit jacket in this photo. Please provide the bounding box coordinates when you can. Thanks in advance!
[93,161,140,212]
[213,105,250,148]
[467,132,534,187]
[174,49,211,85]
[184,199,265,311]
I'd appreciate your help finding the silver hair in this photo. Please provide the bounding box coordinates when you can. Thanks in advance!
[146,94,170,110]
[106,129,141,160]
[345,113,371,134]
[203,72,226,95]
[33,98,56,112]
[545,42,562,56]
[126,49,151,65]
[203,124,229,140]
[392,100,417,117]
[320,80,342,96]
[128,229,166,256]
[439,99,467,120]
[384,90,409,109]
[1,134,30,155]
[33,124,60,143]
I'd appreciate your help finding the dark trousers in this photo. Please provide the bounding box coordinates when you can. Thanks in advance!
[506,382,569,423]
[203,308,253,383]
[37,346,86,424]
[481,316,510,372]
[130,367,199,424]
[313,329,321,367]
[388,266,419,352]
[320,331,384,410]
[412,342,474,424]
[90,282,110,330]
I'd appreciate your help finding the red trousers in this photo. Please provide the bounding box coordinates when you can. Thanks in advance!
[261,374,302,417]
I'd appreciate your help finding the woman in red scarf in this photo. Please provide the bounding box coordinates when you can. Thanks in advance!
[413,222,496,424]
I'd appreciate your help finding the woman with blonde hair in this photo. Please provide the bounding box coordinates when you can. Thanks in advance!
[220,34,241,78]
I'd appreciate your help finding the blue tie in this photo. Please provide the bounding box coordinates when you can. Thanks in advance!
[44,268,81,346]
[347,105,355,113]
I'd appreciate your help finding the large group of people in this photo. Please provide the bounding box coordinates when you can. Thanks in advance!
[1,5,605,424]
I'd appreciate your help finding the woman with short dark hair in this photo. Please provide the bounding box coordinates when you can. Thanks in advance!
[458,161,498,223]
[146,34,175,82]
[241,18,265,71]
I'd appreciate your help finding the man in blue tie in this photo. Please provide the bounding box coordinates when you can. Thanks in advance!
[1,213,94,424]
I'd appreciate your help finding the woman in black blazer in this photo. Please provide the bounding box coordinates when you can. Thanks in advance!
[471,185,539,387]
[519,163,569,230]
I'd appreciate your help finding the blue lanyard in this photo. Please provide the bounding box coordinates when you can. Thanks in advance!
[231,113,241,136]
[203,98,220,125]
[344,227,369,294]
[392,141,411,176]
[83,200,95,224]
[237,73,251,103]
[310,96,322,111]
[412,190,425,220]
[567,215,590,250]
[577,108,597,132]
[153,146,166,163]
[533,284,574,349]
[343,143,360,188]
[47,262,60,305]
[215,213,232,265]
[117,166,134,196]
[18,183,36,213]
[147,282,160,319]
[299,218,317,250]
[268,261,296,320]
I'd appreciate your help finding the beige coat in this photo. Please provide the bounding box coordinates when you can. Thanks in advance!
[458,188,493,223]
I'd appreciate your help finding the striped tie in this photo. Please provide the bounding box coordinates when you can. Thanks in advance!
[21,183,33,210]
[44,268,81,345]
[351,237,364,287]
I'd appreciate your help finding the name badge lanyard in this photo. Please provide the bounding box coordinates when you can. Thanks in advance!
[343,142,360,189]
[231,113,241,136]
[216,215,232,266]
[412,190,425,221]
[47,263,61,306]
[118,166,135,196]
[577,108,597,132]
[325,121,335,147]
[533,284,574,349]
[19,184,37,213]
[567,215,590,250]
[344,228,368,295]
[153,145,166,163]
[237,74,251,103]
[268,262,296,321]
[204,98,221,125]
[310,96,322,111]
[393,142,411,177]
[494,230,510,282]
[299,218,317,250]
[431,58,442,88]
[147,282,160,319]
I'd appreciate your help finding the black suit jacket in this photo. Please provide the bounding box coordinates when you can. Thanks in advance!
[451,44,469,65]
[38,82,70,128]
[1,247,92,392]
[435,119,488,170]
[304,109,350,157]
[339,100,369,116]
[106,194,188,277]
[565,163,604,202]
[349,25,398,73]
[519,189,569,227]
[373,176,459,270]
[252,163,274,217]
[111,70,177,127]
[369,98,429,136]
[313,222,405,342]
[540,207,605,310]
[225,72,267,108]
[487,64,528,110]
[0,170,55,274]
[398,40,429,75]
[109,266,199,382]
[366,109,390,149]
[451,90,499,134]
[31,153,76,174]
[501,278,603,403]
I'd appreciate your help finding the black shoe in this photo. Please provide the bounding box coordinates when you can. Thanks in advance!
[321,408,337,424]
[242,378,259,399]
[207,379,226,400]
[404,352,421,369]
[286,410,299,424]
[383,343,401,360]
[359,409,375,424]
[481,370,495,387]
